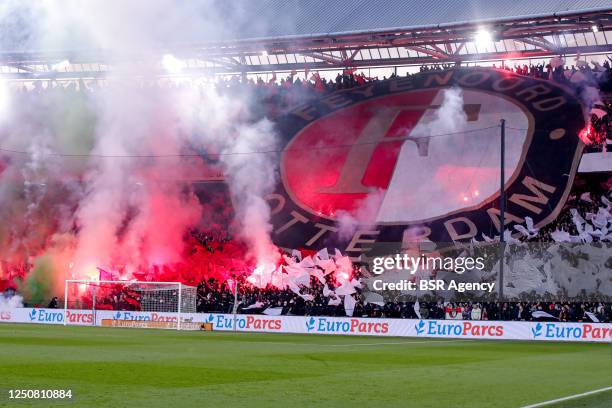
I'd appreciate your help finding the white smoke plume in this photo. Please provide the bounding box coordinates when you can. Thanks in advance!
[336,189,385,242]
[0,1,281,288]
[411,87,468,138]
[0,293,23,309]
[186,86,281,274]
[221,121,280,269]
[555,56,605,123]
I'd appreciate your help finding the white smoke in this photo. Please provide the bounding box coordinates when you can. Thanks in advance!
[336,189,385,241]
[0,293,23,309]
[186,85,281,271]
[0,1,282,284]
[578,85,604,122]
[221,121,280,268]
[411,87,468,138]
[553,56,605,123]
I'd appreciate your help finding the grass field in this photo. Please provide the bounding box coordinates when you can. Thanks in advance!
[0,323,610,408]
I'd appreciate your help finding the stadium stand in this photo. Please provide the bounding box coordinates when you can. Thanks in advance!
[2,62,611,320]
[1,1,611,326]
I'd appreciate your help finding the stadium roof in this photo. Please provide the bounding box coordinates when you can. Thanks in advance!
[0,0,611,78]
[215,0,612,41]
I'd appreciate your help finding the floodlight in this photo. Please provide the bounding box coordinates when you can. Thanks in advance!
[162,54,184,74]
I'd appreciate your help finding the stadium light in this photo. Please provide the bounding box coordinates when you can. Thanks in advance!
[474,29,493,48]
[591,24,603,33]
[162,54,184,74]
[51,59,70,72]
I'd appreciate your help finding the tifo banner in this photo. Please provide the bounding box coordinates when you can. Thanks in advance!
[2,308,611,343]
[271,68,585,254]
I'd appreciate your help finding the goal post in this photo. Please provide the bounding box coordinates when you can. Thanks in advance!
[63,280,197,330]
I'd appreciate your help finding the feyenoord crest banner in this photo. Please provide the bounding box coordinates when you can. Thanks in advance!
[270,68,585,256]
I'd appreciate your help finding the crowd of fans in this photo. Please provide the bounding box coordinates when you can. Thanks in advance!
[10,57,612,101]
[215,58,612,115]
[4,60,612,322]
[34,280,611,323]
[419,58,612,88]
[192,276,612,322]
[347,300,611,323]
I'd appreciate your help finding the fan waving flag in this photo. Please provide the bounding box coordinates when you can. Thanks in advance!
[532,311,558,320]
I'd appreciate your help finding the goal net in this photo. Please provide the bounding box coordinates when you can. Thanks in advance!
[64,280,197,330]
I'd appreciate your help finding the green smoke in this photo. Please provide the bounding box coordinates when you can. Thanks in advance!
[19,256,56,306]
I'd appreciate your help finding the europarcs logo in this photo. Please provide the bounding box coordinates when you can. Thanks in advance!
[531,322,611,340]
[414,319,503,337]
[27,308,93,324]
[27,308,63,323]
[304,317,388,334]
[208,314,282,331]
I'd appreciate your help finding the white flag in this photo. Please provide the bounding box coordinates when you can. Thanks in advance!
[413,301,422,319]
[580,192,593,203]
[585,311,600,323]
[532,311,557,319]
[344,295,357,317]
[263,307,283,316]
[243,301,264,310]
[328,296,341,306]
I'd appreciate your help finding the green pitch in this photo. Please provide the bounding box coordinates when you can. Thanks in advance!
[0,324,610,408]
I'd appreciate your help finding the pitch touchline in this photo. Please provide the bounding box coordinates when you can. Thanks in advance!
[328,339,471,347]
[520,386,612,408]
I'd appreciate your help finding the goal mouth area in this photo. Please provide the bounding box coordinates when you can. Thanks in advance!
[63,280,197,330]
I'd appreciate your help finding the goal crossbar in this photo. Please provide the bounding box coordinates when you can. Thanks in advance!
[65,280,185,285]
